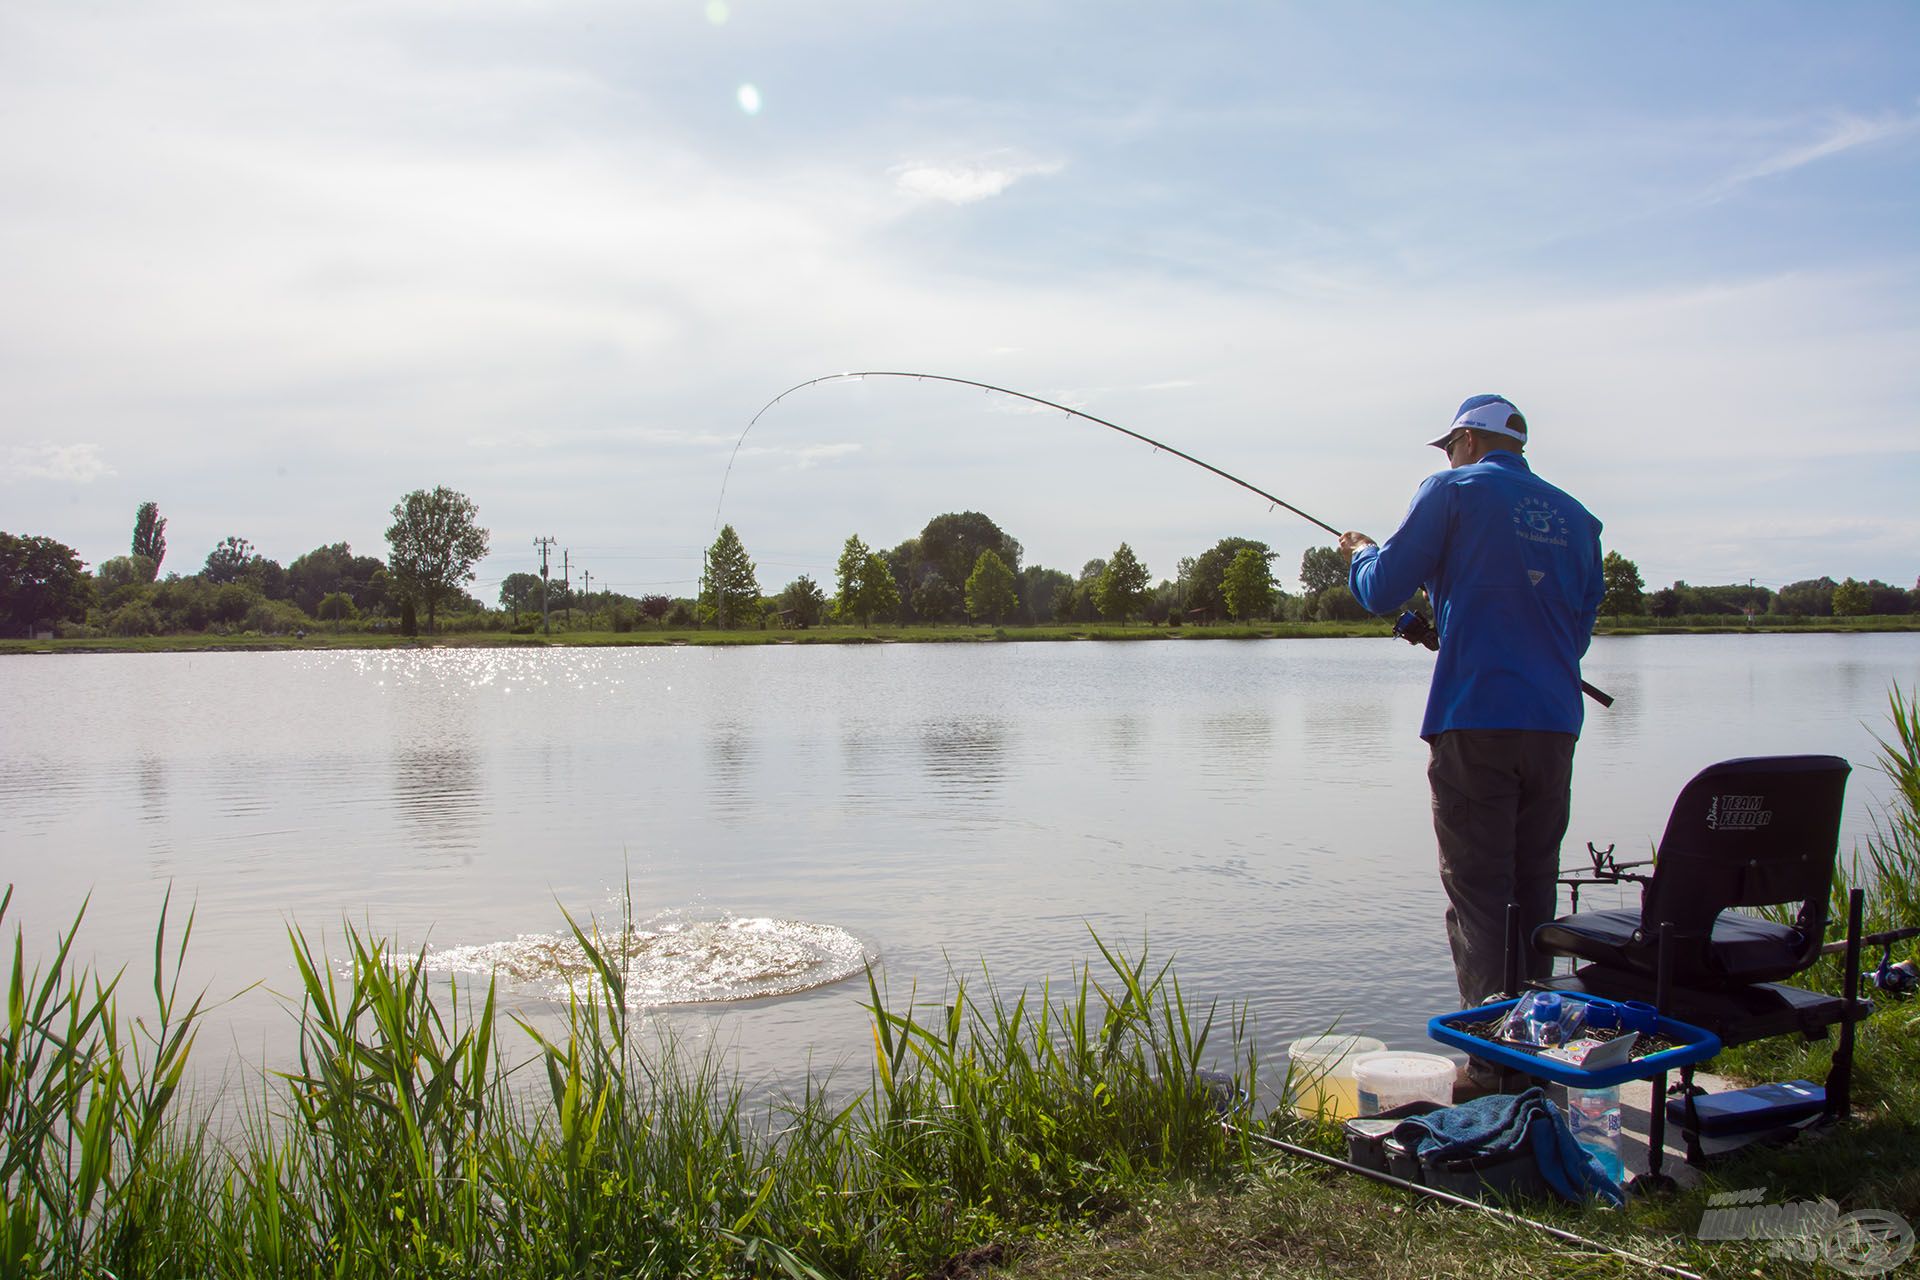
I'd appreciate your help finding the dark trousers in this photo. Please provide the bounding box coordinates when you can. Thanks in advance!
[1428,729,1577,1008]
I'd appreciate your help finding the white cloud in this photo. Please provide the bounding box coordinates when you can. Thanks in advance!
[892,157,1062,204]
[734,442,863,468]
[4,443,113,485]
[1721,108,1920,189]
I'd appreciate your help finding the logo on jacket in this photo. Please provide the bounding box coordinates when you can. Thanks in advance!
[1707,795,1772,831]
[1512,497,1569,547]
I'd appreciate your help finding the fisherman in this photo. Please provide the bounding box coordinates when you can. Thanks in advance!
[1338,395,1604,1084]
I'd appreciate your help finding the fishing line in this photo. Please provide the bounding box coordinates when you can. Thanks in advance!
[714,370,1342,537]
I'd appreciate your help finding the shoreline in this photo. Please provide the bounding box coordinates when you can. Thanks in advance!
[5,616,1919,655]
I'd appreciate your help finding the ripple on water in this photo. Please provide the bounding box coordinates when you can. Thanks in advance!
[428,917,870,1007]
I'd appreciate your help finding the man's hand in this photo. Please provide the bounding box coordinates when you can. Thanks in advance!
[1337,531,1376,560]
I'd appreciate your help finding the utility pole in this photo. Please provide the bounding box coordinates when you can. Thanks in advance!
[582,569,592,629]
[534,536,555,635]
[562,549,571,627]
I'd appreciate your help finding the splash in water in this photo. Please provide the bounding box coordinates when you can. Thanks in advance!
[429,916,868,1007]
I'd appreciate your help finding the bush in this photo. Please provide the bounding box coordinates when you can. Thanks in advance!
[107,602,162,637]
[241,598,310,635]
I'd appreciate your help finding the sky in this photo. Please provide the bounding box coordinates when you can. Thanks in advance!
[3,0,1917,602]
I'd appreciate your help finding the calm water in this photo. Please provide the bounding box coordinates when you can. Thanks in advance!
[3,634,1917,1097]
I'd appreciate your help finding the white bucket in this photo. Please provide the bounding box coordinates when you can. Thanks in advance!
[1353,1050,1456,1116]
[1287,1034,1387,1120]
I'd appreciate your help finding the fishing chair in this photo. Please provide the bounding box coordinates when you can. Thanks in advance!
[1526,755,1872,1183]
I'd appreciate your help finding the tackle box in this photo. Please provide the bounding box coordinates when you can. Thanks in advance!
[1343,1100,1548,1201]
[1664,1080,1826,1136]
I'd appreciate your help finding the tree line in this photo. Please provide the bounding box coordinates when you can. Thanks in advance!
[1,490,490,639]
[1595,552,1919,620]
[4,497,1915,639]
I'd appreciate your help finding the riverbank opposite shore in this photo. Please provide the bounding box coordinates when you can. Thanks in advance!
[6,614,1919,655]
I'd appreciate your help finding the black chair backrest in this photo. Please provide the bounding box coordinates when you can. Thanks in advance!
[1640,754,1850,984]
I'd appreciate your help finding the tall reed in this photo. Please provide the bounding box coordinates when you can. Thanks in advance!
[2,897,1256,1278]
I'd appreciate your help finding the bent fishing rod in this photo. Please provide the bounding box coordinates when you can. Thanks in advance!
[722,371,1612,707]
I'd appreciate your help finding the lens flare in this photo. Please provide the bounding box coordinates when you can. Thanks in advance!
[737,83,762,115]
[705,1,730,24]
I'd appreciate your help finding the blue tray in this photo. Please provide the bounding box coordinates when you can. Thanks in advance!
[1428,993,1722,1089]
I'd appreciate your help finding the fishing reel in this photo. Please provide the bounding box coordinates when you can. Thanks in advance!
[1393,610,1440,652]
[1871,947,1918,996]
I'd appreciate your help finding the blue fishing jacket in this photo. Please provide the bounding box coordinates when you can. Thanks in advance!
[1348,452,1604,739]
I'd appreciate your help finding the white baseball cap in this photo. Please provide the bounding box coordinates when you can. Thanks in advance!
[1427,394,1528,449]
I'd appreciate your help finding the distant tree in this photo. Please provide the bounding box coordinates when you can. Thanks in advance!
[499,572,543,624]
[96,555,157,598]
[1146,579,1181,625]
[1774,577,1836,617]
[854,553,900,625]
[1299,546,1346,595]
[779,574,826,627]
[1094,542,1151,622]
[316,591,357,632]
[1222,546,1276,621]
[1599,551,1646,616]
[639,594,672,622]
[130,502,166,575]
[1313,584,1368,622]
[203,536,257,584]
[1017,565,1073,625]
[921,512,1022,592]
[1181,537,1273,618]
[965,549,1018,624]
[911,573,958,625]
[1865,580,1911,615]
[1832,578,1873,617]
[835,534,872,620]
[287,542,354,614]
[699,524,760,627]
[0,533,92,634]
[384,487,490,636]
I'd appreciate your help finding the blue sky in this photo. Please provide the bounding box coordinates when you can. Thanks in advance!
[3,1,1915,601]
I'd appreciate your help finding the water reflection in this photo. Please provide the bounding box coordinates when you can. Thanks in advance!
[391,745,483,857]
[706,721,757,819]
[918,718,1007,804]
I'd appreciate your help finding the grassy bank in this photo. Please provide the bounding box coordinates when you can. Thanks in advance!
[7,614,1918,655]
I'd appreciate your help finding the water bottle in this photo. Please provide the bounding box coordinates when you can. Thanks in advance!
[1567,1085,1626,1184]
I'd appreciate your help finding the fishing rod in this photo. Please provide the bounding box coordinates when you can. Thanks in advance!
[722,371,1612,707]
[717,371,1342,538]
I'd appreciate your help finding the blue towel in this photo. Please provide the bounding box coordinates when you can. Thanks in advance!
[1392,1087,1625,1207]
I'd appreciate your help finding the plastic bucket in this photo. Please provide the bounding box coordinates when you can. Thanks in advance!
[1353,1051,1456,1116]
[1287,1034,1387,1120]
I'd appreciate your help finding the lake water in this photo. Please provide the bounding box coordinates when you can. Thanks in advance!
[3,634,1917,1099]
